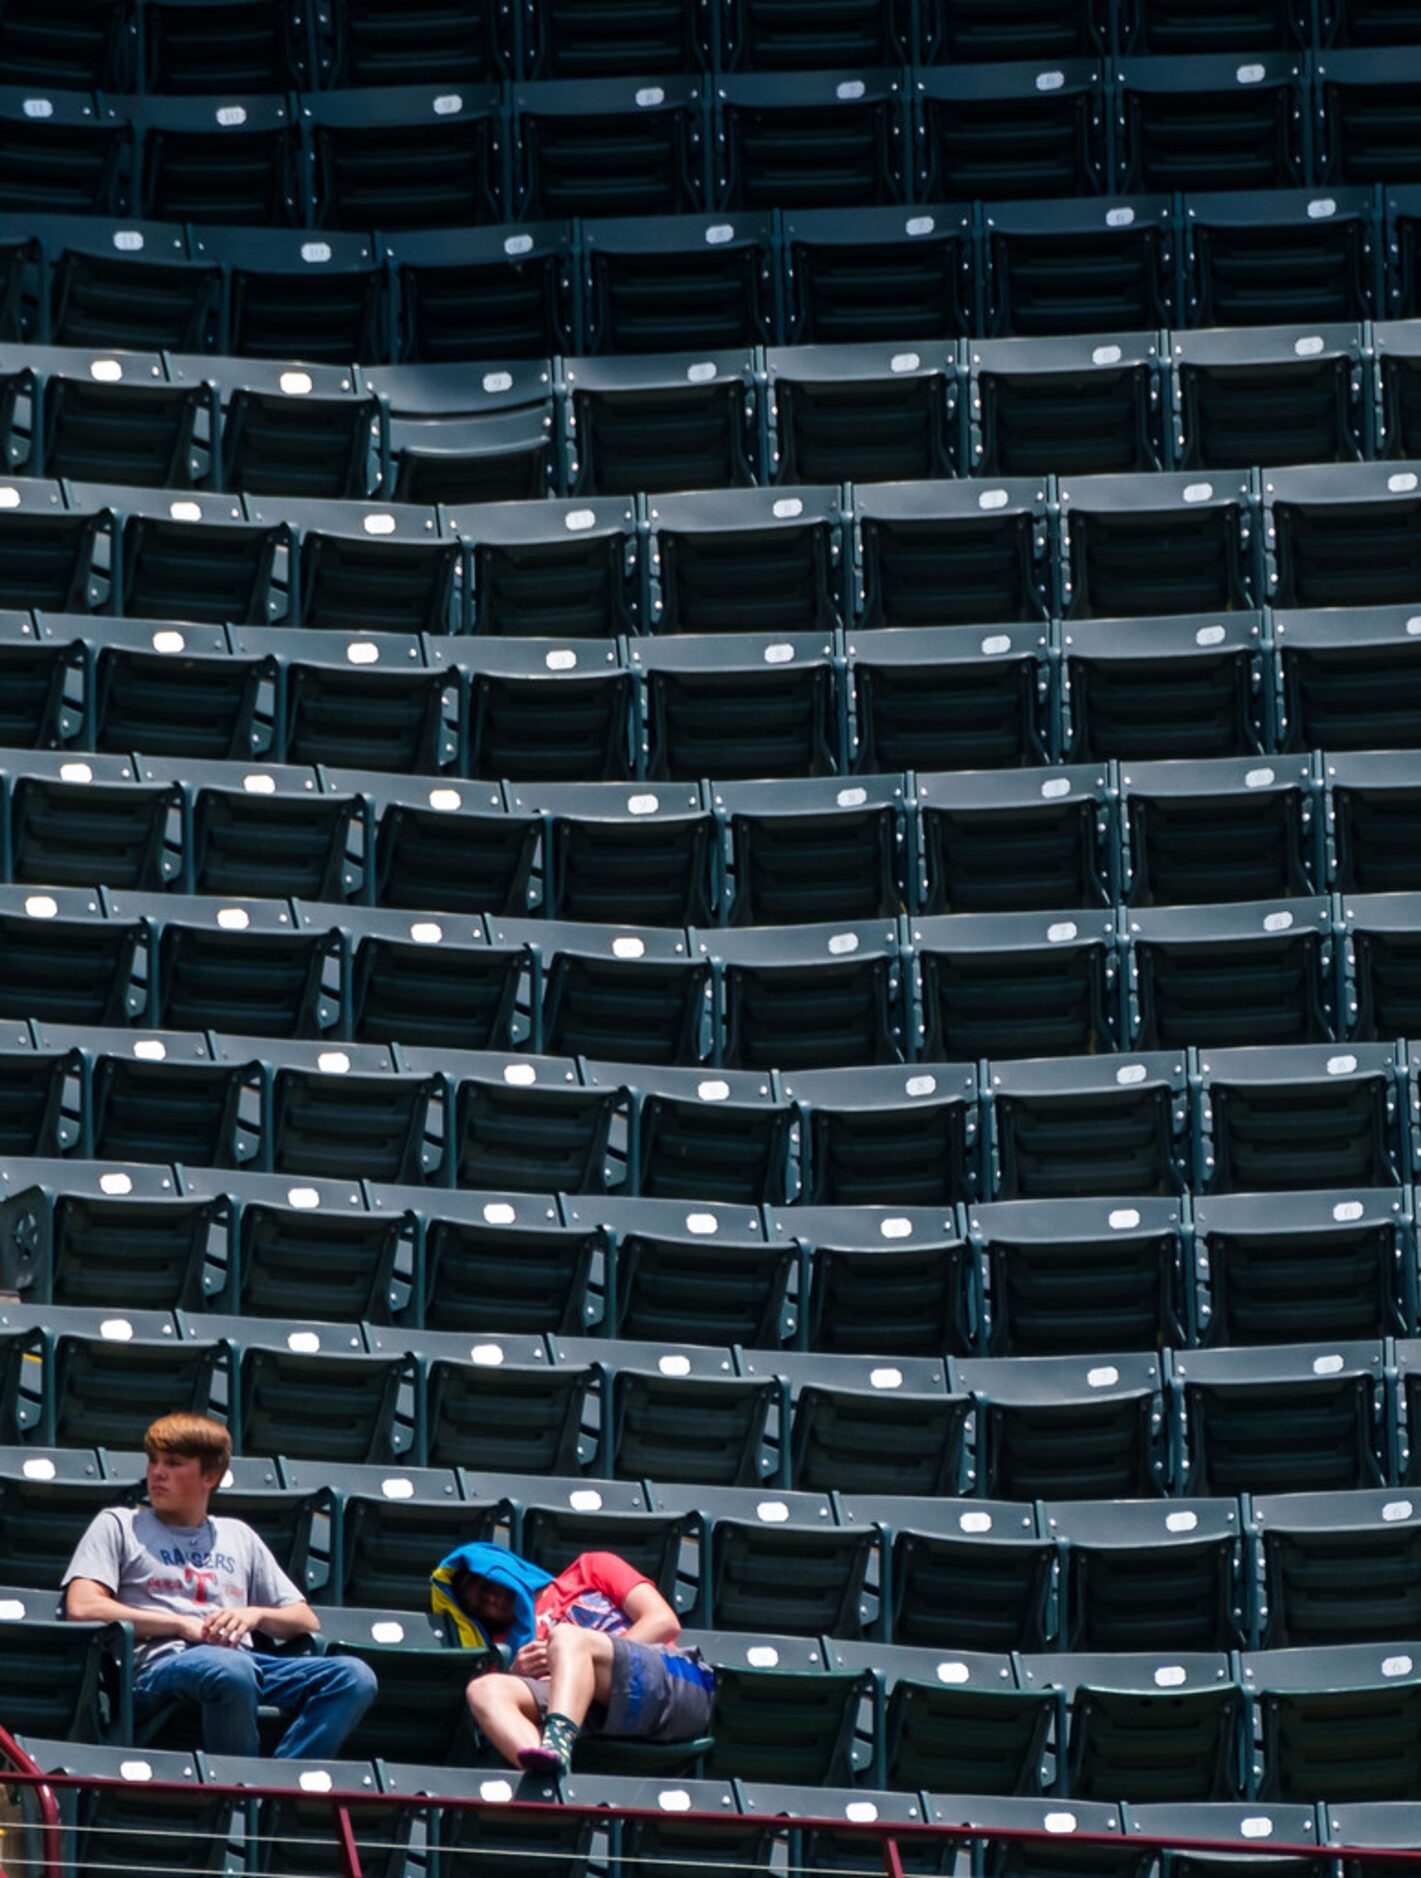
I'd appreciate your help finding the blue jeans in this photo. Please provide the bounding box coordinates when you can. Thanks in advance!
[134,1647,378,1759]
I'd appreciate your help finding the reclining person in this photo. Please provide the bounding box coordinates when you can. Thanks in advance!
[433,1540,712,1776]
[64,1412,377,1757]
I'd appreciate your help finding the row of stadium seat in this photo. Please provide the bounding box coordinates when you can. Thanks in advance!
[3,188,1418,362]
[1,883,1421,1059]
[6,1748,1413,1878]
[1,1149,1416,1349]
[16,0,1421,95]
[5,1305,1421,1499]
[14,1442,1421,1656]
[9,321,1421,506]
[6,55,1421,230]
[3,744,1419,918]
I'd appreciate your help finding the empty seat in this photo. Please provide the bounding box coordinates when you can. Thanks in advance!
[86,617,270,762]
[1340,892,1421,1041]
[647,483,845,636]
[1193,1047,1405,1195]
[203,1753,416,1878]
[164,357,383,503]
[838,1491,1053,1652]
[1327,750,1421,894]
[968,331,1166,479]
[1266,461,1421,610]
[917,765,1114,916]
[494,1472,686,1591]
[3,748,177,890]
[856,478,1054,631]
[330,769,536,917]
[581,210,776,354]
[919,59,1106,201]
[1115,54,1305,195]
[719,772,907,926]
[562,348,763,497]
[0,1598,127,1743]
[1184,185,1379,328]
[0,1444,118,1588]
[1126,1801,1322,1878]
[273,500,463,639]
[701,917,904,1071]
[516,778,713,926]
[972,1194,1186,1356]
[515,76,706,221]
[721,0,909,68]
[983,195,1177,339]
[193,224,387,366]
[139,0,309,92]
[1375,319,1421,462]
[686,1626,872,1785]
[27,342,212,489]
[1119,0,1310,51]
[1124,897,1336,1050]
[0,84,127,217]
[922,1793,1133,1878]
[17,1301,223,1447]
[388,222,575,365]
[0,885,144,1028]
[37,213,222,354]
[344,905,520,1051]
[1046,1496,1244,1653]
[0,1028,83,1162]
[325,0,505,86]
[1173,321,1367,469]
[86,1025,259,1168]
[584,1060,794,1203]
[1252,1486,1421,1649]
[778,1202,974,1358]
[767,340,961,486]
[1275,603,1421,753]
[142,753,354,902]
[314,1604,480,1763]
[364,360,556,508]
[781,1059,980,1207]
[781,202,975,346]
[1173,1339,1388,1497]
[0,0,132,88]
[1060,470,1258,621]
[305,83,502,232]
[259,1038,440,1186]
[717,69,905,211]
[1317,47,1421,188]
[1058,615,1268,762]
[0,477,107,614]
[130,91,301,225]
[635,631,844,782]
[914,908,1119,1061]
[850,625,1053,773]
[449,494,640,640]
[1388,184,1421,319]
[954,1350,1168,1499]
[1245,1641,1421,1801]
[0,613,86,751]
[74,483,288,627]
[1122,753,1322,910]
[382,1763,577,1878]
[986,1050,1187,1200]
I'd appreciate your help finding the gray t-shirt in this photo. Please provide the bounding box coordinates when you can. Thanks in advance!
[63,1506,303,1671]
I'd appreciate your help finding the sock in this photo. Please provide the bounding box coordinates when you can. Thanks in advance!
[517,1710,581,1776]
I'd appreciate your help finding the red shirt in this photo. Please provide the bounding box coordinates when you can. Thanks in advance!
[532,1551,650,1639]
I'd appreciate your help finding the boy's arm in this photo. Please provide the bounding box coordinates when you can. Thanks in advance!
[65,1576,206,1643]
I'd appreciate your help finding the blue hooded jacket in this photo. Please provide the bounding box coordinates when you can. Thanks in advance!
[431,1540,554,1654]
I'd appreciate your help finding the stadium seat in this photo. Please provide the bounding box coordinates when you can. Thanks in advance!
[850,625,1053,774]
[583,1061,794,1203]
[766,339,961,485]
[323,0,506,87]
[200,1754,413,1878]
[920,1794,1134,1878]
[325,769,535,917]
[1341,890,1421,1041]
[0,477,107,615]
[1387,183,1421,319]
[919,59,1106,201]
[191,224,386,366]
[721,0,909,68]
[922,0,1107,61]
[0,0,133,89]
[913,908,1120,1061]
[0,84,128,218]
[21,341,213,489]
[1244,1641,1421,1801]
[0,1600,128,1743]
[646,483,845,636]
[1183,185,1380,328]
[138,0,309,93]
[13,1735,236,1876]
[0,884,145,1028]
[3,747,177,890]
[5,1300,224,1447]
[380,1762,578,1878]
[510,1473,690,1596]
[142,753,355,902]
[129,91,302,227]
[342,905,521,1051]
[1251,1485,1421,1648]
[0,1027,83,1161]
[568,1774,779,1878]
[165,358,383,503]
[1060,469,1259,620]
[515,76,707,221]
[1017,1648,1245,1802]
[580,210,776,354]
[1193,1045,1405,1195]
[1125,1800,1322,1878]
[387,222,575,365]
[74,483,288,626]
[1172,321,1367,469]
[831,1638,1057,1795]
[1391,1338,1421,1485]
[917,765,1114,915]
[652,1480,872,1637]
[1275,603,1421,753]
[967,331,1167,479]
[1123,897,1337,1050]
[561,347,764,496]
[305,83,502,233]
[0,1443,118,1588]
[1316,47,1421,188]
[955,1350,1168,1499]
[781,202,976,346]
[855,478,1054,631]
[516,778,713,926]
[683,1626,872,1785]
[1115,54,1306,194]
[982,195,1178,339]
[971,1194,1186,1356]
[1327,749,1421,894]
[781,1059,981,1207]
[635,631,845,781]
[1044,1495,1245,1653]
[718,772,907,926]
[84,1025,259,1167]
[269,501,464,638]
[85,617,269,762]
[256,1039,440,1186]
[27,212,219,353]
[364,360,557,508]
[448,494,640,640]
[1265,461,1421,609]
[700,917,905,1070]
[316,1604,484,1764]
[837,1491,1054,1652]
[1120,754,1321,908]
[716,69,906,211]
[985,1050,1188,1200]
[777,1201,974,1357]
[0,612,86,750]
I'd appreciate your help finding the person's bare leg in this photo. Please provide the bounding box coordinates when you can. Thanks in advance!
[544,1627,615,1728]
[465,1672,543,1767]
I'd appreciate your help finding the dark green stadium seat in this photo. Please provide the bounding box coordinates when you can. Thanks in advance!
[380,1762,577,1878]
[0,1022,83,1161]
[684,1625,872,1785]
[923,0,1107,61]
[200,1755,412,1878]
[562,347,764,497]
[513,778,714,927]
[0,477,107,614]
[1058,611,1270,764]
[325,0,506,86]
[647,483,846,637]
[1267,461,1421,610]
[326,769,537,918]
[457,636,636,783]
[1327,1802,1421,1876]
[921,1794,1136,1878]
[1389,1338,1421,1485]
[983,195,1177,339]
[968,332,1166,479]
[722,0,910,68]
[1045,1496,1245,1653]
[956,1350,1168,1500]
[1173,1339,1389,1497]
[284,1458,479,1610]
[1193,1046,1405,1195]
[719,772,909,926]
[0,611,87,750]
[446,493,640,640]
[259,1038,441,1185]
[196,225,386,367]
[562,1195,793,1346]
[862,627,1061,778]
[84,616,270,763]
[0,1597,128,1742]
[1116,55,1305,195]
[775,1202,974,1358]
[855,479,1054,632]
[515,76,706,221]
[365,360,557,508]
[972,1195,1186,1356]
[1342,891,1421,1041]
[985,1050,1187,1200]
[139,0,307,92]
[0,0,131,88]
[1327,750,1421,893]
[581,210,776,354]
[140,754,355,903]
[17,1301,224,1448]
[832,1639,1057,1796]
[700,918,905,1070]
[1244,1641,1421,1802]
[14,1735,237,1878]
[167,359,383,504]
[919,60,1105,202]
[1192,1187,1409,1348]
[1184,186,1379,328]
[344,908,522,1053]
[86,1026,259,1167]
[636,631,845,782]
[267,500,463,638]
[1121,754,1321,908]
[306,83,501,233]
[839,1491,1053,1654]
[767,339,961,486]
[1173,321,1366,469]
[37,214,221,354]
[569,1774,776,1878]
[1317,47,1421,188]
[1252,1486,1421,1648]
[1119,0,1310,52]
[717,69,905,212]
[508,1474,691,1602]
[781,1060,981,1208]
[0,1443,116,1589]
[1124,1800,1322,1878]
[782,203,975,347]
[387,221,574,367]
[71,483,288,626]
[0,885,144,1028]
[1060,470,1259,621]
[27,342,213,489]
[1018,1649,1244,1802]
[318,1605,488,1764]
[1275,604,1421,753]
[0,84,127,217]
[914,908,1120,1061]
[130,92,301,227]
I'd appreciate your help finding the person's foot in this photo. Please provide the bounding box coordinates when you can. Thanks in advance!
[516,1710,580,1777]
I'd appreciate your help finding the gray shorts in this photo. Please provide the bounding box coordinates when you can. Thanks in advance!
[521,1640,714,1743]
